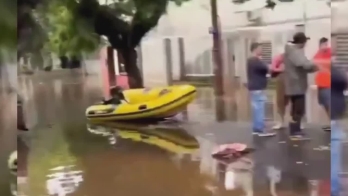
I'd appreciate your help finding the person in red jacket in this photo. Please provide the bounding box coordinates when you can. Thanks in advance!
[313,37,331,131]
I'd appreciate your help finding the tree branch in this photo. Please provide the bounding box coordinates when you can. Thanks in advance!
[94,5,131,49]
[77,0,130,49]
[129,2,168,47]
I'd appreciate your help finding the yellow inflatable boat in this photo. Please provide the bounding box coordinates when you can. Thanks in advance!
[87,122,199,154]
[86,85,196,121]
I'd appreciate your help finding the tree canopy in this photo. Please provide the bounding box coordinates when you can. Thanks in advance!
[0,1,16,49]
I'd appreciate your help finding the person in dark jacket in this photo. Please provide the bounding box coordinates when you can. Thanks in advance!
[331,64,347,196]
[283,32,318,140]
[247,42,276,137]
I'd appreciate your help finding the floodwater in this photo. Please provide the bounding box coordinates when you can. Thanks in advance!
[0,73,341,195]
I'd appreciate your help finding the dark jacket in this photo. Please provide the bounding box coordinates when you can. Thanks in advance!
[331,66,347,120]
[246,56,269,91]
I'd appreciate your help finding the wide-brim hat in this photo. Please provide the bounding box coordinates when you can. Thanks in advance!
[291,32,310,44]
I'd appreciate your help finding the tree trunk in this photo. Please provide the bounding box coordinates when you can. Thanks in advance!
[106,47,116,88]
[120,48,143,88]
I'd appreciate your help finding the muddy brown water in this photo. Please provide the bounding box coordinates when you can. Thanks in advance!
[0,74,337,195]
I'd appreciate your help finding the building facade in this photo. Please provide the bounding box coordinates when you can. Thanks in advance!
[138,0,347,86]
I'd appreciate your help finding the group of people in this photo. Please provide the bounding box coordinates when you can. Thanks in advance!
[247,31,347,195]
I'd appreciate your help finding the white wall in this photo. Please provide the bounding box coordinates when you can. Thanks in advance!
[332,0,348,32]
[261,0,330,23]
[149,0,331,38]
[147,0,249,38]
[141,39,169,87]
[84,60,102,75]
[1,63,17,92]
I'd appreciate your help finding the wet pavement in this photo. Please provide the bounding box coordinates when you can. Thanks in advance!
[0,73,344,195]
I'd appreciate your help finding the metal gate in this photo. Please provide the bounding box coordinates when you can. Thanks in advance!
[260,41,272,65]
[333,33,348,68]
[182,36,214,77]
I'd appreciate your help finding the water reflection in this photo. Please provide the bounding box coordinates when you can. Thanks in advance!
[86,122,324,195]
[87,122,200,160]
[224,157,253,195]
[47,165,83,196]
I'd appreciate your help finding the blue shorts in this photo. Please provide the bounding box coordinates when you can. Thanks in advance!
[318,88,330,112]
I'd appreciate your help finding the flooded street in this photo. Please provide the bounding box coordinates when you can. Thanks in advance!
[1,73,339,195]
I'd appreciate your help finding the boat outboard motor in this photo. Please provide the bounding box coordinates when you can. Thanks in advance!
[103,86,127,105]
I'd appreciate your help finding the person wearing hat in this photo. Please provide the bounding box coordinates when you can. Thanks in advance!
[282,32,318,140]
[270,52,305,130]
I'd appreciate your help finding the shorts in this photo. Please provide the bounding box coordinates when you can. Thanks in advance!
[318,87,330,112]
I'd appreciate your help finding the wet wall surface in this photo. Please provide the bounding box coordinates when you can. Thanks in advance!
[0,73,343,195]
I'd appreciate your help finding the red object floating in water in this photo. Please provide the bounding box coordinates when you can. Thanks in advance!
[212,143,254,164]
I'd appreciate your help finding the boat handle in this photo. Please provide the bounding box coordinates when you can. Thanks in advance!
[138,104,147,110]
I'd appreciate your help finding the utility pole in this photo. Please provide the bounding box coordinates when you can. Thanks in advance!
[302,0,307,27]
[210,0,224,97]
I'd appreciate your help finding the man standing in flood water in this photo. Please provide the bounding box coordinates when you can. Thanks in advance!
[313,37,331,131]
[282,32,318,140]
[247,42,276,137]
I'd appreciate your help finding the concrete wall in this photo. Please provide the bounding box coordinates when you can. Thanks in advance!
[332,0,348,33]
[84,60,102,75]
[0,64,17,92]
[141,39,170,86]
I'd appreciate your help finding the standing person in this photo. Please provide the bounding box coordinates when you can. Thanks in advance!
[283,32,318,140]
[271,53,305,130]
[247,42,276,137]
[331,64,347,196]
[313,37,331,131]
